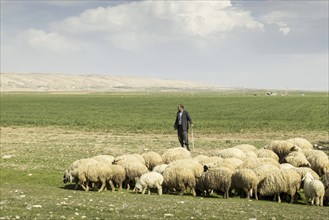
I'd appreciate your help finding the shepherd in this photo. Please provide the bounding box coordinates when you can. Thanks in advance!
[174,104,193,151]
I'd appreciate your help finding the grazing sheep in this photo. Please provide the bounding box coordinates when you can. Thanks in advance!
[321,172,329,189]
[193,155,209,163]
[83,162,115,192]
[280,163,295,170]
[118,161,149,190]
[142,151,163,171]
[198,156,223,166]
[302,172,325,206]
[293,167,320,181]
[239,158,280,170]
[161,147,191,164]
[255,149,279,162]
[197,167,233,198]
[63,158,98,190]
[286,138,313,150]
[168,159,203,178]
[266,140,301,162]
[162,166,196,196]
[114,154,146,166]
[135,171,164,195]
[282,151,310,167]
[234,144,258,152]
[231,169,258,200]
[91,155,115,165]
[253,164,280,183]
[152,164,169,175]
[210,148,246,159]
[258,169,302,203]
[306,152,329,176]
[109,164,126,191]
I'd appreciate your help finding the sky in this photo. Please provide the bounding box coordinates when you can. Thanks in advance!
[1,0,328,90]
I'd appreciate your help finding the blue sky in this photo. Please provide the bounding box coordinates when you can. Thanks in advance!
[1,0,328,90]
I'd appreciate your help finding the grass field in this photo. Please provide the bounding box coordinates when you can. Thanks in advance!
[1,92,329,219]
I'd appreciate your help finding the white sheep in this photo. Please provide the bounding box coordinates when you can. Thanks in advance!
[231,169,258,200]
[135,171,164,195]
[142,151,163,170]
[266,140,301,162]
[255,149,279,162]
[168,159,203,178]
[210,148,246,159]
[302,172,325,206]
[152,164,169,175]
[305,151,329,176]
[161,147,191,164]
[286,137,313,150]
[282,151,310,168]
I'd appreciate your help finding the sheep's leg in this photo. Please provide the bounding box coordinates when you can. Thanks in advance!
[277,194,281,203]
[315,196,319,206]
[191,187,196,197]
[142,187,147,195]
[224,190,229,199]
[254,187,258,201]
[311,198,314,205]
[179,184,185,196]
[246,188,250,199]
[109,180,115,192]
[118,181,123,192]
[157,185,162,196]
[320,196,323,207]
[98,181,106,192]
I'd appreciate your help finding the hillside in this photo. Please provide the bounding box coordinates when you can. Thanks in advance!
[0,73,218,92]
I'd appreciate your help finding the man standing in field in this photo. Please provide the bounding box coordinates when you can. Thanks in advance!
[174,104,193,151]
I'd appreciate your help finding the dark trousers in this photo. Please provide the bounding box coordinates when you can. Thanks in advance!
[177,125,190,151]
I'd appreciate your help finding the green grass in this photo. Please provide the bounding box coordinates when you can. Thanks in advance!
[1,92,328,134]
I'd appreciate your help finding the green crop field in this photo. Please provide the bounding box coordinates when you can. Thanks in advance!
[1,92,329,219]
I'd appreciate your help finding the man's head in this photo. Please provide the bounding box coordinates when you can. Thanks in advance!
[178,104,184,112]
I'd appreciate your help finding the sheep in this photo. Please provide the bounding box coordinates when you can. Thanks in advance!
[302,172,325,206]
[321,172,329,189]
[198,156,223,166]
[142,151,163,171]
[91,155,115,165]
[205,158,243,171]
[306,152,329,176]
[231,169,258,200]
[258,169,302,203]
[114,154,146,166]
[63,158,98,190]
[120,161,149,190]
[234,144,258,152]
[83,162,115,192]
[280,163,295,170]
[135,171,164,195]
[266,140,301,162]
[109,164,126,191]
[210,148,246,159]
[193,155,209,163]
[252,164,280,183]
[152,164,169,174]
[161,147,191,164]
[282,151,310,167]
[286,137,313,150]
[238,158,280,170]
[293,167,320,181]
[197,167,233,198]
[168,159,203,178]
[255,149,279,162]
[162,166,196,196]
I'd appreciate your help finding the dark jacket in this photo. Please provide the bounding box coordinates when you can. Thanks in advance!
[174,110,192,131]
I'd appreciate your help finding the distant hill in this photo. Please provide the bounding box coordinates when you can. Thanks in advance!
[0,73,221,92]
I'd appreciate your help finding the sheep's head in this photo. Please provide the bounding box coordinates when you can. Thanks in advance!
[134,182,143,193]
[63,170,73,184]
[302,172,314,182]
[203,165,209,172]
[290,145,302,152]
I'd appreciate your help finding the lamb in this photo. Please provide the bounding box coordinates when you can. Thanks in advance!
[197,166,233,198]
[258,169,302,203]
[135,171,164,195]
[142,151,163,171]
[161,147,191,164]
[265,140,301,162]
[152,164,169,174]
[231,169,258,200]
[286,137,313,150]
[282,151,310,167]
[302,172,325,206]
[162,166,196,196]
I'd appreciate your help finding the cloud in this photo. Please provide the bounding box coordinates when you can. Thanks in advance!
[17,28,78,51]
[262,11,290,35]
[50,0,264,49]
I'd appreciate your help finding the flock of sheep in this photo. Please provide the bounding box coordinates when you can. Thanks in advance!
[63,137,329,206]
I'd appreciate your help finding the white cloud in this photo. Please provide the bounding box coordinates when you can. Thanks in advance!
[17,28,78,51]
[50,0,264,49]
[262,11,291,35]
